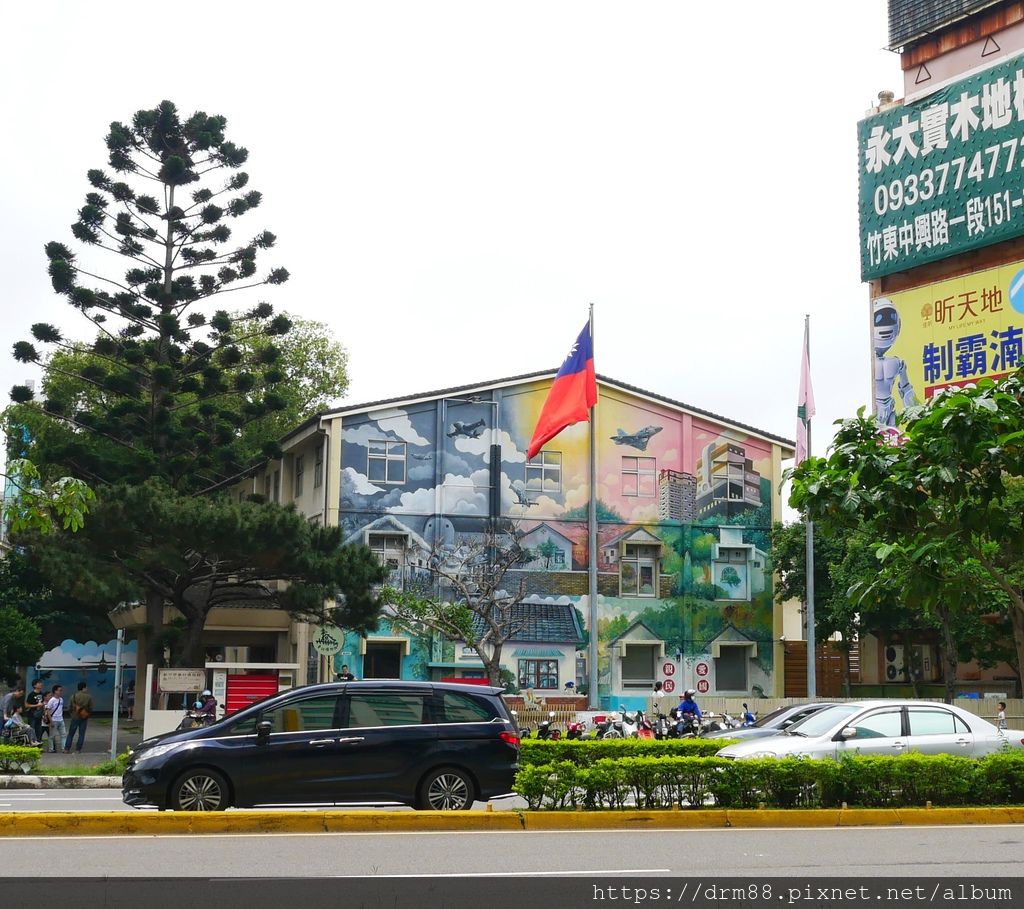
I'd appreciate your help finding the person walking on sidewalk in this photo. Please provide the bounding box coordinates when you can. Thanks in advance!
[64,682,93,753]
[44,685,65,754]
[25,679,45,746]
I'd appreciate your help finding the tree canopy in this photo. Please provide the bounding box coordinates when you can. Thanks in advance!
[789,370,1024,690]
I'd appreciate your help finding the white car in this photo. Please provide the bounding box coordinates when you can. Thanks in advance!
[716,700,1024,760]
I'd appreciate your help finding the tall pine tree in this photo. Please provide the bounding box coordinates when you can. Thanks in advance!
[10,102,383,665]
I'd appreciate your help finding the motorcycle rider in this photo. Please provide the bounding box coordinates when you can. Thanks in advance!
[675,688,702,734]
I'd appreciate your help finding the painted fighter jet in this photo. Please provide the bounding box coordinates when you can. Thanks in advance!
[447,419,486,439]
[411,452,434,461]
[610,425,662,450]
[511,484,537,508]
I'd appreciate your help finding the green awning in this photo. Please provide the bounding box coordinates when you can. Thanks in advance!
[510,648,566,658]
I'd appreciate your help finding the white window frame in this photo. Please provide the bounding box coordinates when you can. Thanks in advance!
[622,456,656,497]
[295,455,305,497]
[368,440,407,485]
[620,543,659,597]
[526,450,561,494]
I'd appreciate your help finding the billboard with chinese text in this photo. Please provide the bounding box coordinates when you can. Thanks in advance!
[871,258,1024,426]
[859,52,1024,281]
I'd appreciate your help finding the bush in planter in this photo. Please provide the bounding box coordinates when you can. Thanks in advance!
[519,738,732,767]
[0,745,42,774]
[974,751,1024,804]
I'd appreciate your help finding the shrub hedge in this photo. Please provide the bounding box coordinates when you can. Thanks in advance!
[0,745,42,774]
[513,751,1024,810]
[519,738,733,767]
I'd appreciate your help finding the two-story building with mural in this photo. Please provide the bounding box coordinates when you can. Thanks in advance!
[225,370,793,708]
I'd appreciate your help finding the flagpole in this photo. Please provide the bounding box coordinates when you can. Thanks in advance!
[587,303,600,710]
[803,315,816,699]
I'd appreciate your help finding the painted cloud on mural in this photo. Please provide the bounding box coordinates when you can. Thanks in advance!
[342,467,385,497]
[455,430,527,464]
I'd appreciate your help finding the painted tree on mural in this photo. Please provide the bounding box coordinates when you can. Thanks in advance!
[8,101,380,666]
[380,526,531,686]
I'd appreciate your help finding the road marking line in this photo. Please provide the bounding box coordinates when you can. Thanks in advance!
[5,823,1024,841]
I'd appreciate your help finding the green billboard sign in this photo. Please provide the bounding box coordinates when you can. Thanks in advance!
[858,52,1024,281]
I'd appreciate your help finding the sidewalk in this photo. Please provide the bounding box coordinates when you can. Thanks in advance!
[35,717,144,769]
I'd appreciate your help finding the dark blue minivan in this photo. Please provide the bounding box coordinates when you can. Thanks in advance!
[122,681,520,811]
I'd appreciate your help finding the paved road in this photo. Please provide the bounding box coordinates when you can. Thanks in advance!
[0,825,1021,876]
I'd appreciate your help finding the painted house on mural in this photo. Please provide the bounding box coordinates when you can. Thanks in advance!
[226,371,793,708]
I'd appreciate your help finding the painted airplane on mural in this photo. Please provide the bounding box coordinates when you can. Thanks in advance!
[447,419,487,439]
[610,425,662,450]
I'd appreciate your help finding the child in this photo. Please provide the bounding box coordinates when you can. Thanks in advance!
[3,704,41,746]
[997,701,1008,730]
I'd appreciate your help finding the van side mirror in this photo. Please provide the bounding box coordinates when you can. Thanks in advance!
[256,720,272,741]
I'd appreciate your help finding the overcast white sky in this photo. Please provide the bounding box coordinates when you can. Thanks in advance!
[0,1,901,467]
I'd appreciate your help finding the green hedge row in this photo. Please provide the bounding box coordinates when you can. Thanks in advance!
[0,745,42,774]
[519,738,733,766]
[513,752,1024,810]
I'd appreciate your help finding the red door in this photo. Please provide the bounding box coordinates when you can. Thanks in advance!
[225,673,279,714]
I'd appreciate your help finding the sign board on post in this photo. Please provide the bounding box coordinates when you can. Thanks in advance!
[859,52,1024,280]
[870,258,1024,426]
[311,625,343,657]
[157,668,205,694]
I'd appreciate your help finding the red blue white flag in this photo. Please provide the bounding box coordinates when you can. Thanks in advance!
[527,321,597,460]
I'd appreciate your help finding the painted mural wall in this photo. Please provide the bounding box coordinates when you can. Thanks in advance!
[337,380,778,704]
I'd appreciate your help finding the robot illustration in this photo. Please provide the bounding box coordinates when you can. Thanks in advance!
[873,297,918,427]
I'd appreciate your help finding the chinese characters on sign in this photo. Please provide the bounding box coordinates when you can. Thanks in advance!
[859,53,1024,280]
[871,259,1024,427]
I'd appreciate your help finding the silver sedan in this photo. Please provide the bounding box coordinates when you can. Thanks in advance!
[716,700,1024,760]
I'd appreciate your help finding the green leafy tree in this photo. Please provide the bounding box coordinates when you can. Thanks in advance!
[2,459,93,536]
[0,607,42,686]
[790,371,1024,688]
[36,479,386,666]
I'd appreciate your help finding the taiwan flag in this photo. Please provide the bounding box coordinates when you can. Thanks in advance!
[527,321,597,460]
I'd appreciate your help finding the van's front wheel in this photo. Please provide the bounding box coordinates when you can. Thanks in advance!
[416,767,474,811]
[170,769,230,811]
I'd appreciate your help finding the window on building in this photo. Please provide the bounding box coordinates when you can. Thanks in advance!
[620,544,658,597]
[263,474,271,500]
[368,440,406,484]
[525,451,561,494]
[272,469,280,503]
[714,647,748,690]
[313,444,324,489]
[518,659,559,690]
[295,455,305,497]
[368,533,406,570]
[620,644,657,688]
[622,457,656,497]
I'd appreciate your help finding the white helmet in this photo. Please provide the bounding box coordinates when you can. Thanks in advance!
[872,297,901,354]
[201,689,212,697]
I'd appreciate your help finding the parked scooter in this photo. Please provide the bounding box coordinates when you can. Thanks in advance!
[619,707,640,738]
[534,710,561,740]
[591,713,622,739]
[565,718,588,740]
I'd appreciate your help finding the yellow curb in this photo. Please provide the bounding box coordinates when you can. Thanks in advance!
[727,809,843,828]
[322,811,523,833]
[523,810,728,830]
[0,807,1022,836]
[837,808,902,827]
